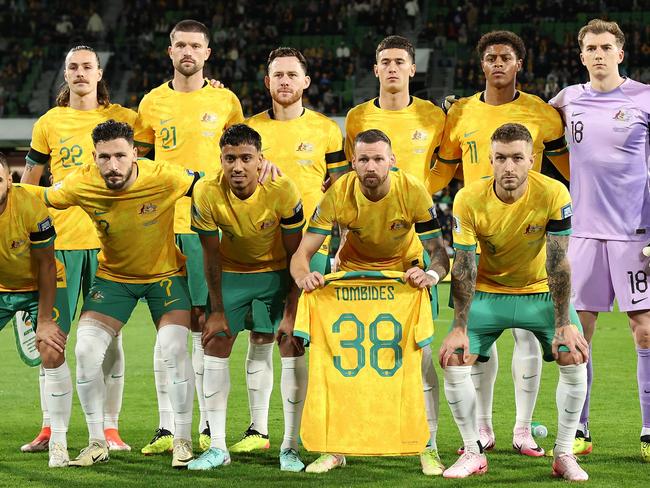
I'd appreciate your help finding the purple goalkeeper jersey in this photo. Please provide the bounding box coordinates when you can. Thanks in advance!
[549,78,650,241]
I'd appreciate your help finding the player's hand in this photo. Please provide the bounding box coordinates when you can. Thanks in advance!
[202,312,231,346]
[439,327,470,368]
[321,177,332,193]
[276,318,305,353]
[441,94,459,114]
[296,271,325,292]
[405,267,437,288]
[552,324,589,363]
[209,79,225,88]
[36,319,67,354]
[258,159,282,184]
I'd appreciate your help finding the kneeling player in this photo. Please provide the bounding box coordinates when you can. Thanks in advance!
[188,124,307,471]
[0,155,72,467]
[439,123,589,481]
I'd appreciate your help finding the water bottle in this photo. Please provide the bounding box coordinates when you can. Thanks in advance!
[531,422,548,438]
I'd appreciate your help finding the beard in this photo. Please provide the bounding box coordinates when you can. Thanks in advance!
[271,88,303,107]
[361,172,388,189]
[175,58,202,77]
[0,188,8,207]
[102,165,134,190]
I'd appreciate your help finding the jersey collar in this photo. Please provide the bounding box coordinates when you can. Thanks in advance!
[167,80,209,90]
[373,96,414,109]
[479,90,520,103]
[268,107,306,119]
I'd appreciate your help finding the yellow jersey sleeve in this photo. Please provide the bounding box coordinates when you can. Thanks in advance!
[307,186,336,236]
[546,183,573,236]
[343,109,360,162]
[436,105,462,164]
[225,91,245,127]
[28,205,56,249]
[325,122,348,175]
[408,177,442,241]
[450,189,477,251]
[43,175,80,210]
[278,178,306,234]
[134,96,156,148]
[190,178,219,236]
[29,117,51,163]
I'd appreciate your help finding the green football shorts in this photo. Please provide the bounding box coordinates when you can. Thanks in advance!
[55,248,99,319]
[82,275,191,325]
[0,287,71,334]
[207,270,290,336]
[176,234,208,308]
[455,291,583,362]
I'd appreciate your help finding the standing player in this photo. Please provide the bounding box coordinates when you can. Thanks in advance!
[0,155,72,468]
[439,123,589,481]
[427,31,571,455]
[188,124,307,471]
[235,46,347,455]
[291,129,450,474]
[135,19,244,454]
[344,35,446,475]
[40,120,198,468]
[550,19,650,460]
[20,45,135,452]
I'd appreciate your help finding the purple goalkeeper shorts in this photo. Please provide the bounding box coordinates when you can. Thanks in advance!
[569,236,650,312]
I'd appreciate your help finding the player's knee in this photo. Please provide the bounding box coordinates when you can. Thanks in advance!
[558,362,587,386]
[250,331,274,345]
[556,351,583,366]
[157,324,190,361]
[445,353,476,367]
[38,344,65,368]
[75,321,114,372]
[204,334,236,358]
[190,306,205,332]
[629,314,650,347]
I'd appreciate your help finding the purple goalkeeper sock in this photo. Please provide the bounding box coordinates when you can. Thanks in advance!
[579,346,593,426]
[638,348,650,429]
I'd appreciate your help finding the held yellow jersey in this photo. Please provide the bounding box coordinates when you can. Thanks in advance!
[294,270,432,455]
[308,170,441,271]
[134,81,244,234]
[43,159,198,283]
[452,171,573,294]
[191,174,305,273]
[344,96,445,181]
[245,108,348,219]
[429,91,568,191]
[27,104,138,250]
[0,186,65,292]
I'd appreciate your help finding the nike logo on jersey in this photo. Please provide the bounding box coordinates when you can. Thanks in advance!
[464,130,479,138]
[632,297,648,305]
[94,210,108,216]
[59,136,74,144]
[160,118,173,125]
[571,112,584,117]
[164,299,181,307]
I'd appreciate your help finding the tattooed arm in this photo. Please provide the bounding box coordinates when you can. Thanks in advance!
[546,233,589,362]
[20,159,46,185]
[424,236,451,281]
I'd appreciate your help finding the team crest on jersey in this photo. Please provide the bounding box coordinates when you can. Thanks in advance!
[297,142,314,152]
[139,203,157,215]
[412,130,428,141]
[52,182,63,190]
[297,159,313,166]
[37,217,53,232]
[524,223,544,235]
[561,203,573,219]
[390,220,408,231]
[260,219,276,230]
[613,109,631,122]
[89,290,104,302]
[452,215,461,234]
[10,239,26,249]
[201,112,218,124]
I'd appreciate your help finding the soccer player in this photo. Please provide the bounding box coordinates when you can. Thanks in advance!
[20,45,135,452]
[188,124,306,471]
[427,31,571,455]
[236,46,347,454]
[0,155,72,468]
[135,19,244,454]
[549,19,650,460]
[439,123,589,481]
[40,120,198,468]
[291,129,450,474]
[344,35,447,475]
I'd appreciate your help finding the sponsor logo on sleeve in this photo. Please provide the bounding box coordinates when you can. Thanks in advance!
[428,206,437,219]
[452,215,461,234]
[37,217,53,232]
[561,203,573,219]
[293,201,303,215]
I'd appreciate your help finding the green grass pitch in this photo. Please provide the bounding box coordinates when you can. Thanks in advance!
[0,284,646,487]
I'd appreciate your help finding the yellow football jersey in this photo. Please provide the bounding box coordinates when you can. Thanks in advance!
[43,159,198,283]
[428,91,568,193]
[191,174,304,273]
[294,270,432,455]
[308,170,441,271]
[245,108,347,219]
[0,186,65,292]
[28,104,138,250]
[344,97,446,181]
[452,171,572,294]
[134,81,244,234]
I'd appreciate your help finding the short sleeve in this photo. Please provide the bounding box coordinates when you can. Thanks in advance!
[546,183,572,236]
[28,201,56,249]
[307,187,337,236]
[225,92,245,127]
[436,106,462,164]
[43,177,78,210]
[542,106,568,155]
[164,163,200,199]
[451,189,477,251]
[343,110,357,162]
[409,179,442,241]
[293,292,312,343]
[27,117,51,165]
[278,178,305,234]
[325,122,348,174]
[133,97,155,148]
[412,287,434,348]
[190,179,219,236]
